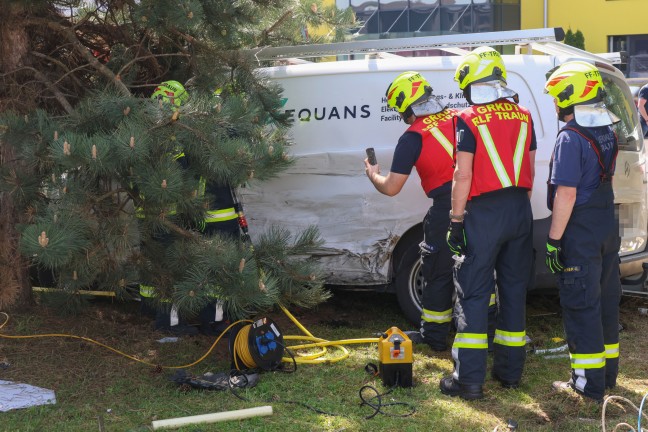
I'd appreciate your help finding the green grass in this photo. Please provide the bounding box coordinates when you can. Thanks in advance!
[1,291,647,431]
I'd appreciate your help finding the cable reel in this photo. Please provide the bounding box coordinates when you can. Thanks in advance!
[229,317,285,371]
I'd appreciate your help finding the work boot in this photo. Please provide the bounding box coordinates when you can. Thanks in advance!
[439,376,484,400]
[491,371,519,389]
[404,330,424,344]
[552,379,603,404]
[404,331,447,352]
[156,323,199,336]
[604,376,617,390]
[199,320,231,337]
[154,312,198,336]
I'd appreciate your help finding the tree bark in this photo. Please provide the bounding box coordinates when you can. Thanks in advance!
[0,2,34,311]
[0,3,30,72]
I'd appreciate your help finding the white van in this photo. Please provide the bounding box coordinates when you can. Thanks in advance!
[241,28,648,323]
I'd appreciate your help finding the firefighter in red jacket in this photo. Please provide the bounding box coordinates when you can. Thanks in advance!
[439,47,536,400]
[365,71,496,352]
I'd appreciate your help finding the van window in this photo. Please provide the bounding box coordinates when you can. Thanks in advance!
[603,73,643,151]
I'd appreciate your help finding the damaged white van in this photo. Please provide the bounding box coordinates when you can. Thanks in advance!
[241,28,648,323]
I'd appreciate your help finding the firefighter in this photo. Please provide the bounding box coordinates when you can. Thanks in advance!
[140,80,239,335]
[365,72,497,351]
[544,61,621,403]
[365,72,455,351]
[439,46,536,400]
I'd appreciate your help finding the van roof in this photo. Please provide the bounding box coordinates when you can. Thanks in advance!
[248,27,617,69]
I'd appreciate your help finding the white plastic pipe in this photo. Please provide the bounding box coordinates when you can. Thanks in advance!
[151,406,273,430]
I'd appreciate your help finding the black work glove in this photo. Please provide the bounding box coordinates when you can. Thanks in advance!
[447,221,466,256]
[545,236,564,274]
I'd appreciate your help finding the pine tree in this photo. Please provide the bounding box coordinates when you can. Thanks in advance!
[0,0,355,318]
[564,28,585,50]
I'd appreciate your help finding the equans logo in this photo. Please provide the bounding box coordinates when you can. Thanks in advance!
[282,99,371,122]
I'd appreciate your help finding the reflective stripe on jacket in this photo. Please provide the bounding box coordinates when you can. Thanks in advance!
[407,108,457,195]
[459,100,533,199]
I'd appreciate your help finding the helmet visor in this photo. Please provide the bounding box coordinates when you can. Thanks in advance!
[469,81,517,105]
[411,96,446,117]
[573,102,620,127]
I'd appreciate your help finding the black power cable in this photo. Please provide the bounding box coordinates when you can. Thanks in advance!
[359,367,416,419]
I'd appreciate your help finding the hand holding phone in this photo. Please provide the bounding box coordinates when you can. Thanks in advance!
[366,147,377,166]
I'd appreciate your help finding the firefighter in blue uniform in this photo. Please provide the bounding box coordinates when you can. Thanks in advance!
[440,46,536,400]
[365,72,497,352]
[140,80,240,335]
[544,61,621,403]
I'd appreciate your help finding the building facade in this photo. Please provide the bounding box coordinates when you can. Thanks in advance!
[327,0,648,77]
[332,0,520,38]
[522,0,648,77]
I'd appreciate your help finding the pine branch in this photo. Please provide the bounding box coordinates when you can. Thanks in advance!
[116,52,190,83]
[29,51,86,89]
[25,18,132,97]
[258,9,293,46]
[27,67,75,114]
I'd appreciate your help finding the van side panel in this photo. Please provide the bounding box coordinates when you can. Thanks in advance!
[243,56,647,287]
[243,69,428,284]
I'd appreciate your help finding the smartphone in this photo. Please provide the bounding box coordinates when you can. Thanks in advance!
[366,147,377,165]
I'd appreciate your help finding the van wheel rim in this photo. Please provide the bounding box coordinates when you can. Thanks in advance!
[408,259,424,311]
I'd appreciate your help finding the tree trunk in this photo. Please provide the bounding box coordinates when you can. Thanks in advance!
[0,190,33,311]
[0,2,33,311]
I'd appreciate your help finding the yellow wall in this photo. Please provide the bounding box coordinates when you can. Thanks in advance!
[522,0,647,53]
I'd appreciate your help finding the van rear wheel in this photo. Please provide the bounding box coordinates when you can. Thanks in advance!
[394,240,423,325]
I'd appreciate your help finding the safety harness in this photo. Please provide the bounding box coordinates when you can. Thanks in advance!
[546,124,618,210]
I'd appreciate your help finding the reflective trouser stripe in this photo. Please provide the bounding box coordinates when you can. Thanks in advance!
[205,207,237,223]
[493,329,526,347]
[139,285,171,302]
[422,308,452,323]
[198,177,206,197]
[489,293,496,306]
[605,343,620,359]
[570,352,606,369]
[453,333,488,349]
[139,285,155,298]
[170,304,179,326]
[207,298,224,321]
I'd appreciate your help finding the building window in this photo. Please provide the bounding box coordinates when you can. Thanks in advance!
[338,0,520,38]
[610,34,648,77]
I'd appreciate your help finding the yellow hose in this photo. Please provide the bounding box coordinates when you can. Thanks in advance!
[0,311,250,370]
[0,304,380,368]
[279,305,379,364]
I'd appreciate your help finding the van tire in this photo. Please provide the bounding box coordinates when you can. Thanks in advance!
[394,240,423,325]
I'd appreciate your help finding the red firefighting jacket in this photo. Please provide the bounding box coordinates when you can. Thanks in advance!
[458,100,533,199]
[407,108,457,195]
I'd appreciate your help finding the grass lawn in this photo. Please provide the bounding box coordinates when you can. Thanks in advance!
[1,290,647,431]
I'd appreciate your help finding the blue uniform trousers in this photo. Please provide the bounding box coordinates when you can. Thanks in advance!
[452,188,533,385]
[558,181,620,400]
[419,193,455,348]
[420,193,498,349]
